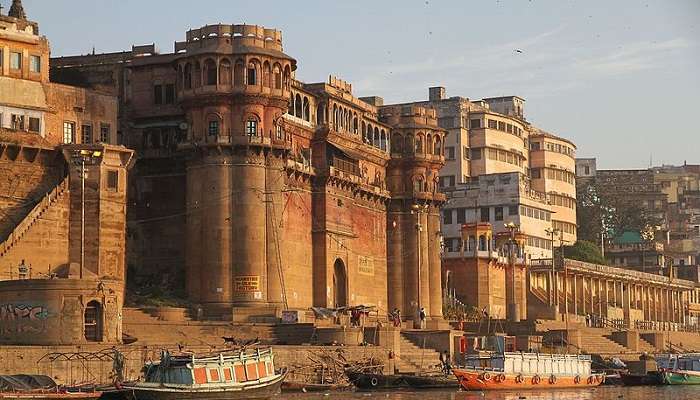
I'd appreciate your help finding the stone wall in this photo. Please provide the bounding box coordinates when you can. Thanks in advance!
[0,278,123,345]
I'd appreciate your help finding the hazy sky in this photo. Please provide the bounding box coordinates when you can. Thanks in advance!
[18,0,700,169]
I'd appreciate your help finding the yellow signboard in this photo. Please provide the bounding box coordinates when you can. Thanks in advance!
[358,256,374,276]
[234,275,260,292]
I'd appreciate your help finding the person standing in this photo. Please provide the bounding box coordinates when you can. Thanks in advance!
[419,307,426,329]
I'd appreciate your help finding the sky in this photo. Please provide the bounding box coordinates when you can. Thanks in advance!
[16,0,700,169]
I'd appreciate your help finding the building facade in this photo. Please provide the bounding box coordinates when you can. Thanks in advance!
[0,1,133,345]
[51,23,447,323]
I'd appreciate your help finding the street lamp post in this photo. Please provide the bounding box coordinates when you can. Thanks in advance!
[411,203,427,328]
[505,222,520,322]
[71,149,102,280]
[545,228,560,308]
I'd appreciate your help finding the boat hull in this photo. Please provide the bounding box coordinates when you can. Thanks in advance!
[402,374,459,389]
[453,369,605,391]
[345,372,409,390]
[120,371,285,400]
[0,393,101,400]
[620,372,663,386]
[662,370,700,385]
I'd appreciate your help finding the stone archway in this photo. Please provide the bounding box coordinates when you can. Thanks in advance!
[333,259,348,308]
[84,300,103,342]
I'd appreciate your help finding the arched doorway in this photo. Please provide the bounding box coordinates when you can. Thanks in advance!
[84,300,103,342]
[333,259,348,308]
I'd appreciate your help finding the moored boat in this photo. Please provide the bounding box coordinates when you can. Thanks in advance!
[345,371,409,390]
[0,375,101,400]
[453,352,605,391]
[619,371,663,386]
[119,347,286,400]
[657,353,700,385]
[402,374,459,389]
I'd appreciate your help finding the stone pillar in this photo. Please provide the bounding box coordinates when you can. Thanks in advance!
[604,280,609,317]
[573,274,578,316]
[404,211,419,320]
[623,281,631,326]
[427,208,443,319]
[386,210,404,315]
[419,211,431,317]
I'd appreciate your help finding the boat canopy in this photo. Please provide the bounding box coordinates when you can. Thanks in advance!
[463,352,592,376]
[0,375,57,391]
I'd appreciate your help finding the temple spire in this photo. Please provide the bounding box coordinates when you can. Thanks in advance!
[8,0,27,20]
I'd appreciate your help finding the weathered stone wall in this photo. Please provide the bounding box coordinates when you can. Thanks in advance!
[0,279,123,345]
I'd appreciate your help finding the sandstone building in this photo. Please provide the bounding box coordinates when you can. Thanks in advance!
[0,1,133,345]
[51,23,446,324]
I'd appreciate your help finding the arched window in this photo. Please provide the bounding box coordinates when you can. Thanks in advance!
[479,235,487,251]
[288,94,295,115]
[415,134,424,153]
[365,124,372,143]
[361,122,366,141]
[303,97,310,122]
[84,300,103,342]
[413,177,423,193]
[247,61,257,85]
[405,135,414,154]
[219,58,231,85]
[427,134,433,155]
[434,136,442,155]
[468,236,476,252]
[373,127,380,147]
[294,94,302,118]
[333,104,338,131]
[392,133,403,153]
[273,63,282,89]
[380,130,387,151]
[193,62,201,87]
[353,114,358,134]
[234,60,244,86]
[204,58,217,86]
[183,63,192,89]
[283,65,291,88]
[263,61,271,88]
[246,117,259,136]
[207,116,220,136]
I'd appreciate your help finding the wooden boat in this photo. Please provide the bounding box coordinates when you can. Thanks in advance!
[118,347,286,400]
[0,375,101,400]
[345,371,458,390]
[619,371,663,386]
[402,374,459,389]
[345,371,410,390]
[453,352,605,391]
[657,353,700,385]
[281,381,351,392]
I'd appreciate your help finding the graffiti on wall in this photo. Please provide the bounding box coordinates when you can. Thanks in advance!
[0,303,49,335]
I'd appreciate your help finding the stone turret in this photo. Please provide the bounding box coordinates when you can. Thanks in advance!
[8,0,26,19]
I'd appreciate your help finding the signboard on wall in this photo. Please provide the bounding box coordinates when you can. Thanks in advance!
[358,256,374,276]
[234,275,260,292]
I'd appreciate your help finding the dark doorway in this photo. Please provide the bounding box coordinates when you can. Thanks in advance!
[84,300,103,342]
[333,259,348,308]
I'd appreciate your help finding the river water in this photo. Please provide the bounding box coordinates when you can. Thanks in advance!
[277,386,699,399]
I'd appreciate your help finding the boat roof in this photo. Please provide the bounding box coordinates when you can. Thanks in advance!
[0,375,57,391]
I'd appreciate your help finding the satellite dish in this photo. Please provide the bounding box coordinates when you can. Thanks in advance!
[179,122,188,130]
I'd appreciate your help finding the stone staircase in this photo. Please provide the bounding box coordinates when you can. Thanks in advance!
[122,308,316,346]
[0,176,68,257]
[394,334,442,374]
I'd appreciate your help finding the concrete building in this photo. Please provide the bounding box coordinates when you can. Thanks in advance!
[0,1,133,345]
[394,88,576,321]
[50,23,446,324]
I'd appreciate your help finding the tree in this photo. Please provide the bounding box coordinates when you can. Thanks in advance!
[564,240,607,265]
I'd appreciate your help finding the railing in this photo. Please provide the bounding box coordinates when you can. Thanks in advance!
[0,176,69,259]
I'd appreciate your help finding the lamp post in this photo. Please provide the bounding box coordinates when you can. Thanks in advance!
[505,221,520,322]
[411,203,428,328]
[545,228,561,308]
[70,149,102,280]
